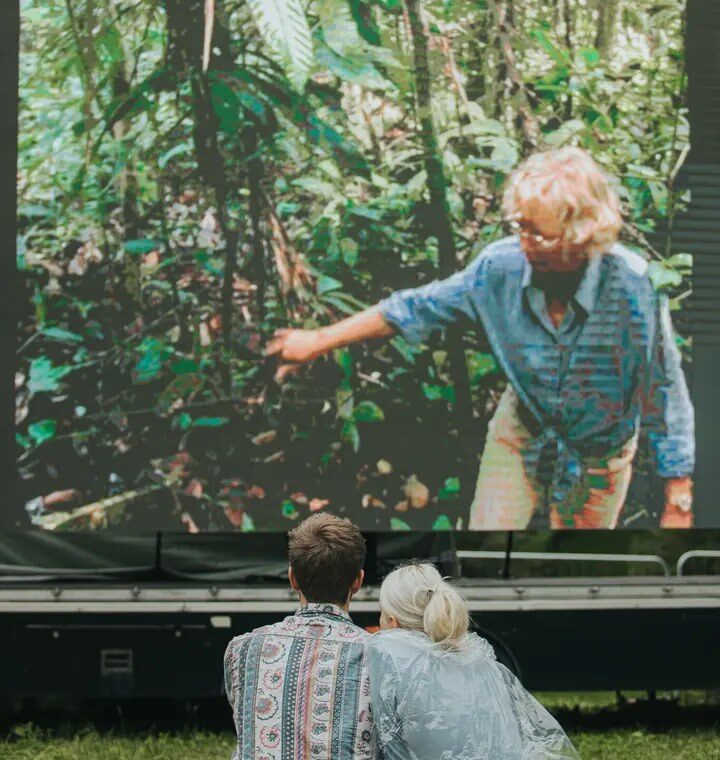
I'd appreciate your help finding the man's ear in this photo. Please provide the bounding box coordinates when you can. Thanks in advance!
[288,565,300,592]
[350,569,364,596]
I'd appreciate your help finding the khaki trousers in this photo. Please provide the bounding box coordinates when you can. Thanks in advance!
[468,387,638,530]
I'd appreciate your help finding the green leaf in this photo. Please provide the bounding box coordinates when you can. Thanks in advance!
[579,47,600,65]
[349,205,382,220]
[432,515,453,531]
[531,29,570,66]
[404,170,428,197]
[318,275,344,295]
[41,326,83,344]
[18,203,52,218]
[171,358,199,375]
[422,383,456,404]
[177,412,193,431]
[246,0,313,91]
[667,253,693,269]
[123,239,159,255]
[543,119,586,147]
[299,112,370,176]
[334,348,354,380]
[27,357,73,397]
[281,499,300,519]
[193,416,229,428]
[340,237,359,267]
[648,261,682,290]
[314,35,394,91]
[390,517,411,531]
[438,477,461,501]
[292,177,336,198]
[210,79,244,131]
[28,419,57,445]
[341,419,361,452]
[158,142,192,169]
[132,339,165,384]
[353,400,384,422]
[16,433,32,450]
[490,140,519,172]
[317,0,365,59]
[648,181,669,214]
[349,0,382,45]
[242,513,256,532]
[468,352,498,383]
[390,337,420,364]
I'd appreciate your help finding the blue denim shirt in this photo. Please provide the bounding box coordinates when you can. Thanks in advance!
[378,237,694,514]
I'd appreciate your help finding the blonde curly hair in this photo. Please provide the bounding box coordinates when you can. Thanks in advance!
[502,147,623,257]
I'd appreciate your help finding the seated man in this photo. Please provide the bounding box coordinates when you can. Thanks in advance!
[223,514,375,759]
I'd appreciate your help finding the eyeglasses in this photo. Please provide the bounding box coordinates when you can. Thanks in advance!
[508,219,563,248]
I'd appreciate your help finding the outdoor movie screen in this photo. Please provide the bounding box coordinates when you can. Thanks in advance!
[14,0,700,532]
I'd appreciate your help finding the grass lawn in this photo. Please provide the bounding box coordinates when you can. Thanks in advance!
[2,692,719,759]
[2,727,720,759]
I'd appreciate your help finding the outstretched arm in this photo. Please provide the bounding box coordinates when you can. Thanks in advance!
[266,308,394,382]
[267,251,486,382]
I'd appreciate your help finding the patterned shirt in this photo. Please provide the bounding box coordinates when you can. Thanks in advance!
[378,237,694,519]
[224,603,375,760]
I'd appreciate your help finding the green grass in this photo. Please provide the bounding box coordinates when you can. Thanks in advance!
[3,727,720,760]
[2,692,719,759]
[3,726,235,759]
[2,727,720,760]
[572,730,720,759]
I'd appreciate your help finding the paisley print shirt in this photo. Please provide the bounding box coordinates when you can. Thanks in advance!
[224,603,375,760]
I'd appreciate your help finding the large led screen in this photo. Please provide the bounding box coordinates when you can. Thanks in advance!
[13,0,701,532]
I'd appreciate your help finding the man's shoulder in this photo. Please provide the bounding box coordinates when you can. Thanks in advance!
[225,614,369,653]
[225,620,282,655]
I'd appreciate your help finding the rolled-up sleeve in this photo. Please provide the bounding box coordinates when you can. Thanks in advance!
[642,294,695,478]
[377,256,486,345]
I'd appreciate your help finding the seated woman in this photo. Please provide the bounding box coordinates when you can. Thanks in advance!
[367,563,579,759]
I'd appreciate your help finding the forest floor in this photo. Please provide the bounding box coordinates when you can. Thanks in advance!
[1,692,719,759]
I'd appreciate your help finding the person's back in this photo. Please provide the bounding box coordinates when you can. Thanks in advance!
[367,563,579,760]
[224,514,375,760]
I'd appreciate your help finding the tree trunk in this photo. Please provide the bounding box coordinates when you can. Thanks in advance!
[165,0,243,394]
[595,0,621,59]
[404,0,472,427]
[244,127,267,324]
[563,0,574,119]
[492,0,540,149]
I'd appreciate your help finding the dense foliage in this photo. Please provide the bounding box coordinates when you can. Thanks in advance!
[16,0,690,531]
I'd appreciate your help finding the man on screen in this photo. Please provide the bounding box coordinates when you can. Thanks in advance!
[268,148,695,530]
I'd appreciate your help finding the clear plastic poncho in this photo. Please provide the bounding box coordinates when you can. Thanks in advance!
[366,629,580,760]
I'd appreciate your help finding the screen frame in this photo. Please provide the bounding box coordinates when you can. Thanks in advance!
[2,0,720,539]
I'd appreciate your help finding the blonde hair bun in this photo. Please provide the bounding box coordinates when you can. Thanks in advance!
[379,563,469,650]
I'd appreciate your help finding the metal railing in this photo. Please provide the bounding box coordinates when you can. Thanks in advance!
[676,550,720,576]
[456,550,672,577]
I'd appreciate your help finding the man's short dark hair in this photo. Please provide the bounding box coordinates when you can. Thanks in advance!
[288,514,366,605]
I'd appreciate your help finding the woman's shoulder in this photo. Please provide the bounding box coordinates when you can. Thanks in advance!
[367,629,497,661]
[367,628,426,651]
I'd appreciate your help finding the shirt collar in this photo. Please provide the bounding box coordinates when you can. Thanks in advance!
[521,254,603,318]
[296,602,352,622]
[572,255,602,316]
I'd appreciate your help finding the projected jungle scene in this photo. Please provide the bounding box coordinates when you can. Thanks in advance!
[15,0,694,532]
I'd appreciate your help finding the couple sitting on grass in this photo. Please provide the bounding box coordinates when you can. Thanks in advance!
[224,514,578,759]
